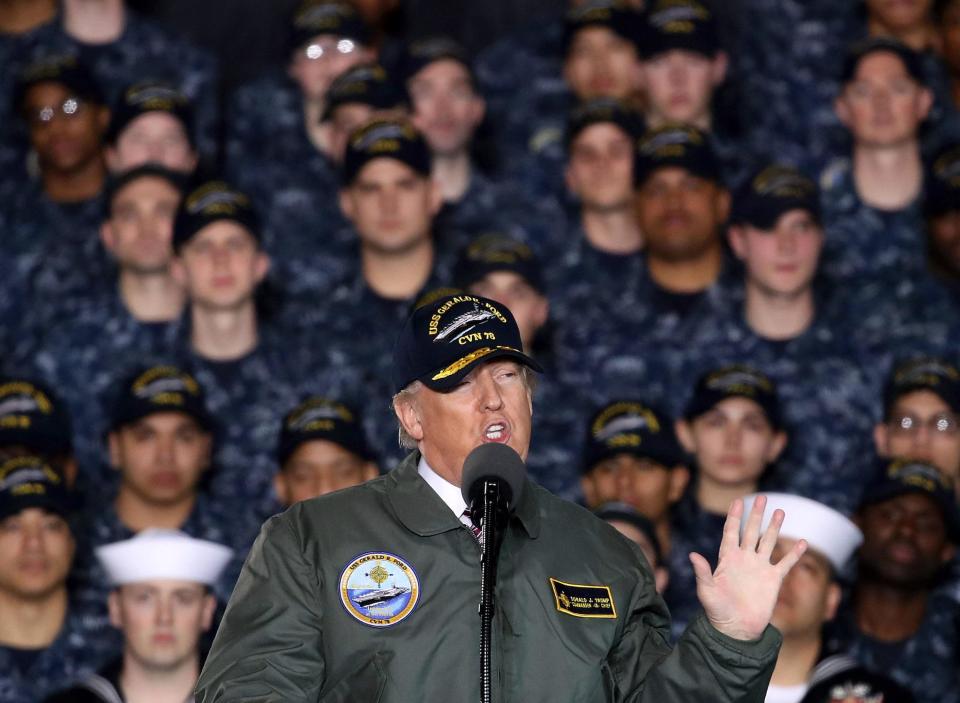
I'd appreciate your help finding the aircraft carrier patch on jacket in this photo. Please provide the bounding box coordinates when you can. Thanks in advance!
[340,552,420,627]
[549,578,616,618]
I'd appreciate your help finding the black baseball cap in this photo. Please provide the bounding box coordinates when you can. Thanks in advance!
[884,357,960,416]
[860,458,960,542]
[392,292,543,393]
[104,164,186,218]
[0,378,73,455]
[731,164,821,230]
[640,0,720,60]
[841,37,926,85]
[106,80,195,146]
[684,365,782,429]
[0,454,74,522]
[173,179,260,251]
[634,123,720,186]
[14,54,104,112]
[926,144,960,218]
[110,365,214,433]
[562,0,643,55]
[454,233,545,294]
[341,118,431,186]
[400,36,475,87]
[277,396,373,466]
[583,400,686,473]
[322,64,407,122]
[565,97,645,151]
[288,0,371,52]
[594,501,663,564]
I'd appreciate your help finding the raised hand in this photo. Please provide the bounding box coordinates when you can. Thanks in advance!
[690,494,807,641]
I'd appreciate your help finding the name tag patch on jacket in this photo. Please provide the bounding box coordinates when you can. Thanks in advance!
[340,551,420,627]
[549,578,616,618]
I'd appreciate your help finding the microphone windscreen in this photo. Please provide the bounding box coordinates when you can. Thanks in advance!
[461,443,526,511]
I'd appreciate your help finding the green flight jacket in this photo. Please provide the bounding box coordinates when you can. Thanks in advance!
[196,451,781,702]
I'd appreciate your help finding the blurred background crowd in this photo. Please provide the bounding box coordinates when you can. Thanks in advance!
[0,0,959,701]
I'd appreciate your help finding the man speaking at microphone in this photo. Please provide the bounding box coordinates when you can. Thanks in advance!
[195,292,807,702]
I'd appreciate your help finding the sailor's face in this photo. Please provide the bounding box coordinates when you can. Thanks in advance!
[411,360,533,486]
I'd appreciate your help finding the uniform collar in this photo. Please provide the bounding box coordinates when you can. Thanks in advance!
[387,450,540,539]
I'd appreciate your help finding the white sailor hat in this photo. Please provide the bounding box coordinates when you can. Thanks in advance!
[95,529,233,587]
[742,493,862,572]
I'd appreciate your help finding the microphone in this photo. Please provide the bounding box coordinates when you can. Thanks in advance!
[460,443,526,703]
[461,443,526,521]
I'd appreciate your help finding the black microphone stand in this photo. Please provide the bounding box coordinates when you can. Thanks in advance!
[477,478,507,703]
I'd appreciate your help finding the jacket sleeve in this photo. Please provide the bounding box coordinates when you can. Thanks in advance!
[608,564,781,703]
[195,511,325,702]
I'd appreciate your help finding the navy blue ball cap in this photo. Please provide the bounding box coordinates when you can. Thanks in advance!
[173,179,260,251]
[583,400,686,474]
[454,232,545,294]
[110,365,214,434]
[926,143,960,218]
[640,0,720,60]
[392,293,543,394]
[341,117,431,186]
[288,0,371,52]
[634,123,720,186]
[860,458,960,543]
[684,364,782,430]
[0,378,73,455]
[14,54,104,112]
[322,63,407,121]
[400,36,475,86]
[106,80,195,146]
[277,396,373,466]
[594,501,663,563]
[732,164,821,230]
[0,454,75,523]
[884,356,960,416]
[563,0,643,55]
[566,97,645,151]
[104,164,186,219]
[841,36,926,85]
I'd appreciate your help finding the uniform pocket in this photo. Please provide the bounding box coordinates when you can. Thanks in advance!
[319,650,390,703]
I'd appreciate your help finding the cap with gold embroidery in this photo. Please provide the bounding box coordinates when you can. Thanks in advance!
[392,293,543,393]
[106,79,194,146]
[684,364,781,429]
[583,400,686,473]
[635,123,719,186]
[322,63,406,121]
[276,396,373,465]
[884,356,960,416]
[110,365,213,433]
[341,117,431,186]
[562,0,642,55]
[0,377,72,455]
[453,233,544,293]
[926,144,960,218]
[859,459,959,542]
[732,164,821,230]
[640,0,720,60]
[288,0,371,52]
[0,454,74,522]
[173,179,260,251]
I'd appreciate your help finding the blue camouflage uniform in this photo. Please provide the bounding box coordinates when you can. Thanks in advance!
[678,287,879,514]
[0,611,120,703]
[826,591,960,703]
[818,158,929,283]
[31,290,179,492]
[7,11,219,161]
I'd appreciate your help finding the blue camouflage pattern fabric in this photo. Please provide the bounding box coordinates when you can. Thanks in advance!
[818,158,928,283]
[0,610,120,703]
[678,285,878,514]
[4,11,219,162]
[30,290,179,494]
[826,591,960,703]
[664,493,725,642]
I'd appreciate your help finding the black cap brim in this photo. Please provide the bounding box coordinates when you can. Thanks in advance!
[420,347,543,392]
